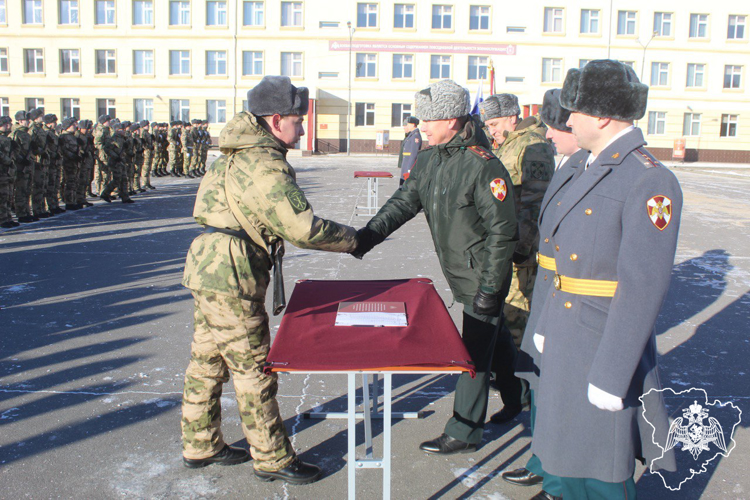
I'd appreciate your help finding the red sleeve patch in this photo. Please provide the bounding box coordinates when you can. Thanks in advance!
[647,195,672,230]
[490,178,507,201]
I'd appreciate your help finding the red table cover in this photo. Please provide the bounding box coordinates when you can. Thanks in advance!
[354,171,394,178]
[265,279,474,376]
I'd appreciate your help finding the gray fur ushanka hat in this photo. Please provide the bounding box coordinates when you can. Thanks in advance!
[560,59,648,121]
[479,94,520,121]
[541,89,572,132]
[415,79,471,121]
[247,75,309,116]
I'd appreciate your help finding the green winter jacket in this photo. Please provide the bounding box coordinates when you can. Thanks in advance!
[366,115,518,306]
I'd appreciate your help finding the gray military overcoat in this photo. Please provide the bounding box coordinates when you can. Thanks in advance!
[531,128,679,482]
[398,128,422,181]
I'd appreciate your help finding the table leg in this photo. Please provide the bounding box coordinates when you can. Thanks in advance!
[383,373,392,500]
[362,374,373,458]
[348,373,357,499]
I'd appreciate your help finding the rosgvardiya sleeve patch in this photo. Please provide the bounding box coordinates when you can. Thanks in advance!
[490,178,507,201]
[647,195,672,230]
[286,185,310,214]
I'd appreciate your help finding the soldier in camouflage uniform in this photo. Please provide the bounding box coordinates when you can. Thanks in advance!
[480,93,556,425]
[181,76,357,483]
[59,117,82,210]
[156,123,168,176]
[28,109,50,218]
[167,121,182,176]
[93,115,112,195]
[76,120,95,207]
[181,121,195,178]
[0,116,17,228]
[100,123,134,204]
[139,120,155,189]
[11,111,35,223]
[43,114,65,214]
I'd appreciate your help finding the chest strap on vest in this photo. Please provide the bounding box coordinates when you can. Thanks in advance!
[204,225,252,243]
[553,274,618,297]
[536,253,556,272]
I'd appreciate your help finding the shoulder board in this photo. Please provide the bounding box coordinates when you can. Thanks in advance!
[636,148,664,169]
[417,146,433,154]
[467,145,494,161]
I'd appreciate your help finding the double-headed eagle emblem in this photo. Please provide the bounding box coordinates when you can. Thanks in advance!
[666,401,727,460]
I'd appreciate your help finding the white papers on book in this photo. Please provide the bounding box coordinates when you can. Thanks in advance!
[334,302,408,327]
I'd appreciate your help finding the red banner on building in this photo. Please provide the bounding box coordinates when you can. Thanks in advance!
[329,40,517,55]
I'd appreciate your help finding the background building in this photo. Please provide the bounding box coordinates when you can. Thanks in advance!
[1,0,748,161]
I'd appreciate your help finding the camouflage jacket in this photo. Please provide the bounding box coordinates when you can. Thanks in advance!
[140,128,153,150]
[10,124,32,170]
[45,127,60,162]
[59,131,81,162]
[106,132,125,165]
[0,132,13,179]
[29,122,47,161]
[182,112,357,300]
[168,128,181,149]
[181,128,194,150]
[93,124,111,162]
[492,114,556,262]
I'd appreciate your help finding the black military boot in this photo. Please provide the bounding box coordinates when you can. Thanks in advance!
[254,457,323,485]
[18,215,35,223]
[183,445,251,469]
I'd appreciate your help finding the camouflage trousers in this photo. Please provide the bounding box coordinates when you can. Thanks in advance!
[14,163,33,218]
[45,160,62,210]
[167,148,181,174]
[140,150,153,186]
[0,176,13,223]
[31,160,48,215]
[181,290,295,472]
[101,162,131,201]
[201,145,208,168]
[94,158,108,194]
[504,264,538,348]
[76,156,94,204]
[62,160,80,205]
[182,149,193,173]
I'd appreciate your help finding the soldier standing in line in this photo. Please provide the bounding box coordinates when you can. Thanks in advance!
[167,121,182,176]
[0,116,17,228]
[479,94,556,425]
[159,122,170,176]
[531,60,679,499]
[500,88,587,500]
[76,120,95,208]
[199,121,210,175]
[59,117,83,210]
[119,121,134,195]
[43,114,65,215]
[28,108,50,218]
[397,116,421,186]
[11,111,35,223]
[132,122,146,193]
[190,119,202,177]
[181,76,358,484]
[140,120,155,189]
[181,121,194,178]
[93,114,112,195]
[99,122,134,204]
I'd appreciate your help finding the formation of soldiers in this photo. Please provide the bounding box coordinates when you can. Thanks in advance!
[0,110,212,228]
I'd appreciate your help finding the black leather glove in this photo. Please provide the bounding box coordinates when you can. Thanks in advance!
[512,251,530,265]
[350,227,385,260]
[472,289,502,316]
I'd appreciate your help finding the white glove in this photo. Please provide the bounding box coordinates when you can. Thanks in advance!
[588,383,624,411]
[533,333,545,353]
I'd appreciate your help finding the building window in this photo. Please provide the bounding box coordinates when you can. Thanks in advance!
[61,97,80,119]
[59,0,79,25]
[542,58,562,83]
[724,65,742,89]
[430,55,450,79]
[1,98,9,117]
[392,54,413,79]
[686,63,705,87]
[170,1,190,25]
[682,113,701,136]
[24,49,44,74]
[60,49,80,74]
[579,59,591,69]
[170,99,189,121]
[647,111,666,135]
[653,12,672,37]
[543,7,563,33]
[207,1,227,26]
[357,3,377,28]
[134,50,154,75]
[617,10,636,35]
[580,9,599,34]
[391,103,412,127]
[0,0,6,24]
[281,2,302,27]
[133,99,153,121]
[620,60,635,69]
[650,62,669,87]
[468,56,488,80]
[689,14,708,38]
[728,15,746,40]
[96,98,116,118]
[432,5,452,30]
[95,49,116,74]
[206,51,227,75]
[133,0,153,25]
[0,48,8,73]
[23,0,43,24]
[243,1,263,26]
[242,51,263,75]
[355,53,376,78]
[469,5,490,31]
[394,4,414,28]
[170,50,190,75]
[95,0,115,25]
[355,102,375,126]
[281,52,303,77]
[26,97,44,111]
[720,114,738,137]
[318,71,338,78]
[207,100,226,123]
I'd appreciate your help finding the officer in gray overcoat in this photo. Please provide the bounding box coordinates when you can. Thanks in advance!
[397,116,421,185]
[531,60,678,498]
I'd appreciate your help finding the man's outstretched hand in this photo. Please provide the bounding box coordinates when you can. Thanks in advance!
[350,227,385,260]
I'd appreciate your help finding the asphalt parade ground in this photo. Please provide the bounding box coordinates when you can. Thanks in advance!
[1,153,748,499]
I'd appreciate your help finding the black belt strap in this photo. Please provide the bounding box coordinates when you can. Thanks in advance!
[204,225,253,242]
